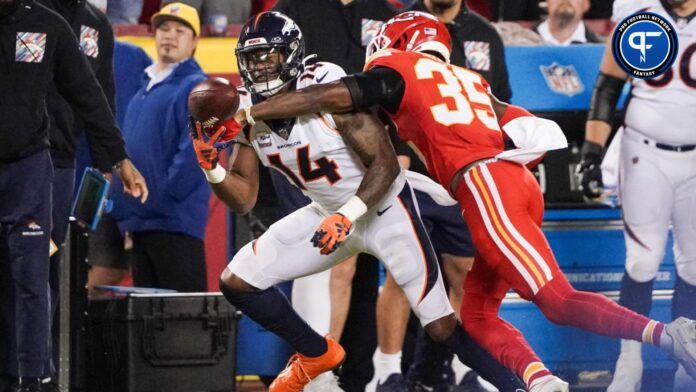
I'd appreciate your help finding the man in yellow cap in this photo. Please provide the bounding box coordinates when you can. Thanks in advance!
[109,2,211,292]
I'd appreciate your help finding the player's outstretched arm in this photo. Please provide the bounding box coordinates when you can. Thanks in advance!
[234,80,355,126]
[190,120,259,214]
[210,143,260,214]
[334,111,401,209]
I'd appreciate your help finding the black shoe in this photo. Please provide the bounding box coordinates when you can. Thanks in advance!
[453,372,488,392]
[412,380,454,392]
[377,374,412,392]
[40,380,59,392]
[10,380,41,392]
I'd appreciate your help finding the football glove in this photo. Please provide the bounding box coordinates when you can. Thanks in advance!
[311,213,352,255]
[576,140,604,199]
[189,117,231,170]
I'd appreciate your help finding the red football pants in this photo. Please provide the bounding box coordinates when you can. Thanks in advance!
[454,160,652,383]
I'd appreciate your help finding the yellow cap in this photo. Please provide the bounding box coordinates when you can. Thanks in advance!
[151,2,201,37]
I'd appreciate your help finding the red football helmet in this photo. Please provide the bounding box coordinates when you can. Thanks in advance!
[366,11,452,63]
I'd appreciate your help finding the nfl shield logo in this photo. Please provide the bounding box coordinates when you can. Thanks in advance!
[80,26,99,58]
[540,63,584,97]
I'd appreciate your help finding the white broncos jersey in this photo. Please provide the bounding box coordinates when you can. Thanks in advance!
[236,61,405,213]
[613,0,696,145]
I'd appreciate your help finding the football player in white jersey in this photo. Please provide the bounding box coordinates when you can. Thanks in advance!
[189,12,525,392]
[579,0,696,390]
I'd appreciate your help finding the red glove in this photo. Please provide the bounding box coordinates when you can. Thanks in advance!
[311,213,353,255]
[204,116,243,143]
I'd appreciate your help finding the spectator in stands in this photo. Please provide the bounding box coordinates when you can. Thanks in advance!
[38,0,148,388]
[366,1,513,391]
[535,0,603,45]
[84,41,153,293]
[106,0,143,24]
[163,0,251,26]
[110,2,210,292]
[468,0,541,21]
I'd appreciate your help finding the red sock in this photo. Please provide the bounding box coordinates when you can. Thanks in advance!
[534,277,653,342]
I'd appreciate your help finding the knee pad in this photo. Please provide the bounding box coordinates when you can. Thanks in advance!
[625,246,663,283]
[674,257,696,286]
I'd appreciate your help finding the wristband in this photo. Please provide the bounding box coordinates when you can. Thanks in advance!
[202,165,227,184]
[336,196,368,222]
[244,106,256,126]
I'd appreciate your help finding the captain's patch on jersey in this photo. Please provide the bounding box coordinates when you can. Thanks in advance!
[15,32,46,63]
[361,19,385,47]
[611,11,678,78]
[539,63,584,97]
[80,25,100,58]
[463,41,490,71]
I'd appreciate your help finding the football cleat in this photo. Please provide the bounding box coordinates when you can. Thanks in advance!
[528,375,569,392]
[269,336,345,392]
[664,317,696,380]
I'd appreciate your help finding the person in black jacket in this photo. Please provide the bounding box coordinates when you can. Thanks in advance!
[37,0,129,385]
[0,1,147,391]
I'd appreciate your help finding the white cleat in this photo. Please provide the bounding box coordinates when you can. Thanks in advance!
[674,364,696,392]
[608,340,642,392]
[528,375,569,392]
[303,371,344,392]
[664,317,696,379]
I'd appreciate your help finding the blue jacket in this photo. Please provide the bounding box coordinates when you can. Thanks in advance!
[111,57,210,239]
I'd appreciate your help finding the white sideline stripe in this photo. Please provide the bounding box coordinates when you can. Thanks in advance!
[464,170,539,294]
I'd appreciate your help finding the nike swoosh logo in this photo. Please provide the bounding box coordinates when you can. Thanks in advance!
[376,205,393,216]
[316,72,329,83]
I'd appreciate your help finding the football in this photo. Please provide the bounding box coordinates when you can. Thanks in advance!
[188,77,240,140]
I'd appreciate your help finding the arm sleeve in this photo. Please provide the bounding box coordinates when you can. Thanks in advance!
[167,75,209,200]
[342,66,405,113]
[53,19,127,171]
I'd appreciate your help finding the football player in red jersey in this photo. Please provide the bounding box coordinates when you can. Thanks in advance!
[225,11,696,392]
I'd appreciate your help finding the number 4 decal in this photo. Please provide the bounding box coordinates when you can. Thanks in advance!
[268,145,342,190]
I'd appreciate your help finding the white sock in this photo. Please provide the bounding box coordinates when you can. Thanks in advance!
[373,349,402,381]
[452,357,472,383]
[620,339,642,357]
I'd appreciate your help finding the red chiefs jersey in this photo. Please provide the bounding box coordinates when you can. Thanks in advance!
[365,49,505,191]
